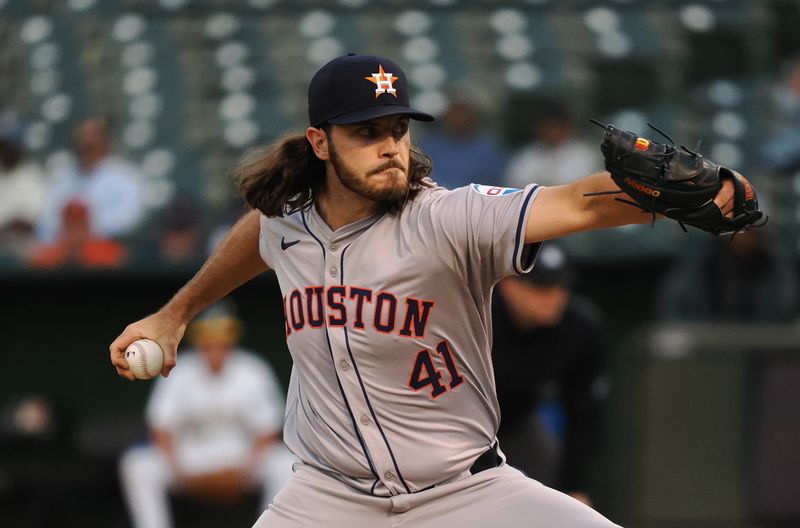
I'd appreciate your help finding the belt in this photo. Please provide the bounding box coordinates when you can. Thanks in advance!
[469,442,503,475]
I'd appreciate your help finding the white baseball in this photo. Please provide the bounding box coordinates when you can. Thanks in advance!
[124,339,164,380]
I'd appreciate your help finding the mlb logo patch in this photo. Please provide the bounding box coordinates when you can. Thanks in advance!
[470,184,522,196]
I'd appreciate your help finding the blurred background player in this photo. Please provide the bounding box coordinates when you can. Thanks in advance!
[492,244,607,506]
[36,116,145,244]
[119,301,295,528]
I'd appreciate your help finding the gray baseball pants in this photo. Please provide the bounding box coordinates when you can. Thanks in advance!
[253,463,621,527]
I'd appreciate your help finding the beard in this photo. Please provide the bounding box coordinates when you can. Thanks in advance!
[328,139,410,209]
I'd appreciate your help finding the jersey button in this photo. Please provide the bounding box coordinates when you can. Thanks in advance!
[329,266,338,278]
[339,360,350,371]
[329,243,337,252]
[384,472,394,481]
[360,415,370,426]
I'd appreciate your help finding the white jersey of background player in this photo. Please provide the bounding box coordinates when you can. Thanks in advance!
[111,54,737,527]
[119,303,295,528]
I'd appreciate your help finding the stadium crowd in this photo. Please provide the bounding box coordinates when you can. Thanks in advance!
[2,79,795,274]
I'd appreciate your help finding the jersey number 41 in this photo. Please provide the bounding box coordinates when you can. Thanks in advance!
[408,340,464,399]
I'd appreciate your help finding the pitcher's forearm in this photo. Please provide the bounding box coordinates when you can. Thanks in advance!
[163,209,267,323]
[578,172,656,229]
[526,172,654,243]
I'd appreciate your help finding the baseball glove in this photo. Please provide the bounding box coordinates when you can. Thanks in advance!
[589,120,765,236]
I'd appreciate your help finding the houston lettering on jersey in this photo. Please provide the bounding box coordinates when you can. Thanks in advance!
[282,285,435,339]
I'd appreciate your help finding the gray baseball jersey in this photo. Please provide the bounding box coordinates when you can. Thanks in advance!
[259,181,540,496]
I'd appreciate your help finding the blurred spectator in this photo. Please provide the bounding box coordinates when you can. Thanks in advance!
[493,244,607,506]
[762,56,800,173]
[504,100,601,188]
[419,94,507,189]
[135,194,207,267]
[657,231,798,322]
[158,195,205,265]
[119,301,295,528]
[36,117,145,243]
[27,200,126,269]
[0,111,46,258]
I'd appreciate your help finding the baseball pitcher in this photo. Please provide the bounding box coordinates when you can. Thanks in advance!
[110,54,760,527]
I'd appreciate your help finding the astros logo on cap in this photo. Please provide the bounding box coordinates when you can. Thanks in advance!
[365,64,398,98]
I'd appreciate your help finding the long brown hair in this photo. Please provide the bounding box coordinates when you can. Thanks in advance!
[236,131,434,217]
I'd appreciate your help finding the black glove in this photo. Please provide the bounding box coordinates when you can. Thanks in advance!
[593,121,764,236]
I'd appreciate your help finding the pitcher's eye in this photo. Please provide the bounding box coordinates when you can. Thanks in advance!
[393,123,409,139]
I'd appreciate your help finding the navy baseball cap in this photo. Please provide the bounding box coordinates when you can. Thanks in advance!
[308,54,435,127]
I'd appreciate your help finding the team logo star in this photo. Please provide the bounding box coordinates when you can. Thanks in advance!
[365,64,399,98]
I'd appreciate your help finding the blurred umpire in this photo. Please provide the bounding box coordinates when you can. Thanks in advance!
[492,244,608,506]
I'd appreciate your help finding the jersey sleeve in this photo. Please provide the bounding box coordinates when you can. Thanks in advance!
[419,183,542,286]
[258,213,274,270]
